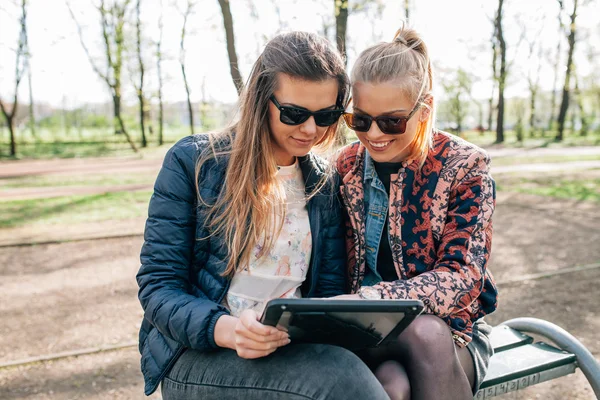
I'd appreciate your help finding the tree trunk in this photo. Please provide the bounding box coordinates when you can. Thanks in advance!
[548,1,564,132]
[9,119,16,157]
[158,95,164,145]
[487,97,494,132]
[138,92,146,147]
[136,0,147,147]
[335,0,349,66]
[574,74,588,136]
[157,0,164,145]
[556,0,578,141]
[27,67,35,138]
[529,88,537,136]
[495,0,506,143]
[0,103,18,157]
[180,2,194,135]
[0,0,28,157]
[217,0,243,94]
[23,0,34,140]
[488,22,498,132]
[182,64,194,136]
[475,101,484,133]
[157,56,164,145]
[113,94,138,151]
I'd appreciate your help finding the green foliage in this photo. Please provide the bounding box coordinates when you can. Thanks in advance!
[38,110,111,129]
[440,68,472,134]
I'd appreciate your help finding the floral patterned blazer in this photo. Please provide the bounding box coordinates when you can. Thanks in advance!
[336,130,498,346]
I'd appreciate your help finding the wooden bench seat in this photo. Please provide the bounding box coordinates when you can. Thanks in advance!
[475,325,578,398]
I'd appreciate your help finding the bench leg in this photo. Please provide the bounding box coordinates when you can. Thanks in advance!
[502,317,600,398]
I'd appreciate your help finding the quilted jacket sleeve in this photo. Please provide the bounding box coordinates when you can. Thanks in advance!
[373,152,495,318]
[137,136,229,350]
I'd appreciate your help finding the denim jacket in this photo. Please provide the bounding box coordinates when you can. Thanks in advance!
[362,151,401,286]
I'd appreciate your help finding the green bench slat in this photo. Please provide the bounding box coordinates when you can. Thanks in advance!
[475,342,577,399]
[489,325,534,353]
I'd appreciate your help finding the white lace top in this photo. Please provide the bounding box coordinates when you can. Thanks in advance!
[225,160,312,317]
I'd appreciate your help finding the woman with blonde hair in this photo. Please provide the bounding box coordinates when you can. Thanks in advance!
[136,31,391,399]
[337,26,499,399]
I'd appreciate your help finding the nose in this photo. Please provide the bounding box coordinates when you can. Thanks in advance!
[365,119,386,140]
[299,116,317,136]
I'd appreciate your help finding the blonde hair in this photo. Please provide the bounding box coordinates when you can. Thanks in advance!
[195,32,349,277]
[352,26,435,166]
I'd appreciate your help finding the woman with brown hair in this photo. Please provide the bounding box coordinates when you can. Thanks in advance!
[337,26,499,399]
[136,31,390,399]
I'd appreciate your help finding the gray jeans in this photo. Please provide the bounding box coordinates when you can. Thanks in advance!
[161,343,390,400]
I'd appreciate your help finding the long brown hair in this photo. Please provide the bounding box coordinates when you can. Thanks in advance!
[196,32,349,277]
[352,26,434,166]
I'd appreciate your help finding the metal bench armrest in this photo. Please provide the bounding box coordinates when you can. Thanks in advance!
[503,317,600,398]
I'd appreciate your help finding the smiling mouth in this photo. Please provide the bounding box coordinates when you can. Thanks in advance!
[368,140,394,149]
[292,137,313,145]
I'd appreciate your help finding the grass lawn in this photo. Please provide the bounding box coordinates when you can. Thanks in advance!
[497,174,600,203]
[460,129,600,148]
[491,154,600,167]
[0,127,186,160]
[0,190,152,229]
[1,172,157,189]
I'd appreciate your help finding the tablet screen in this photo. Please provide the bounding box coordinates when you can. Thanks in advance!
[261,299,423,350]
[326,311,403,339]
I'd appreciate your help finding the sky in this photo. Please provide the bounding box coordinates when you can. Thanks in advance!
[0,0,599,109]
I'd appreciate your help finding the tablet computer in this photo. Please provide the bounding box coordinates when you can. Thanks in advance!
[260,298,424,350]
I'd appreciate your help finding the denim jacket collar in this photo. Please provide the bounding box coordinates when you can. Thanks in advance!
[363,151,386,192]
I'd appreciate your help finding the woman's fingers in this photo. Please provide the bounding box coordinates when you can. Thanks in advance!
[235,337,292,359]
[235,324,288,344]
[239,309,282,336]
[235,334,291,352]
[233,309,290,357]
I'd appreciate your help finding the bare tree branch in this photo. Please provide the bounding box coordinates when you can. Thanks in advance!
[179,0,195,135]
[68,0,137,152]
[67,1,109,84]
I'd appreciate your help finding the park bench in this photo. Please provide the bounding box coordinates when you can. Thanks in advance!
[475,318,600,398]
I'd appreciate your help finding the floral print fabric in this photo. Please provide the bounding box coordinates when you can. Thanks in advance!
[226,161,312,317]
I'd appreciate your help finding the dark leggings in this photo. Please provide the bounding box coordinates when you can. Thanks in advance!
[356,315,475,400]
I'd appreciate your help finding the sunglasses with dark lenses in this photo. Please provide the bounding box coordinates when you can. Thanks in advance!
[270,95,344,127]
[342,102,422,135]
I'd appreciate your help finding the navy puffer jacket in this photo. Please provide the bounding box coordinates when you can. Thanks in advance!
[136,134,347,395]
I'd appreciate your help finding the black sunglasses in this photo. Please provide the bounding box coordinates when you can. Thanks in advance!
[270,95,344,127]
[343,102,422,135]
